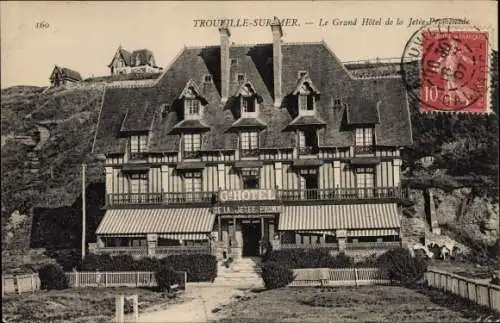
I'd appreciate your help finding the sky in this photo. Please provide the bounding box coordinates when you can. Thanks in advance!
[1,1,498,88]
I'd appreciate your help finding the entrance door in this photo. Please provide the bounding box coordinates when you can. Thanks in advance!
[242,221,262,257]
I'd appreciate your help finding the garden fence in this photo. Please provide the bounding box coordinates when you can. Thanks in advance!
[65,271,187,290]
[425,268,500,313]
[2,273,41,296]
[289,267,391,287]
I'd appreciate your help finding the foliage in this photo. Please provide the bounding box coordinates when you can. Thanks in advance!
[260,261,295,290]
[45,248,82,271]
[376,247,428,287]
[154,265,179,292]
[264,249,353,268]
[38,264,69,290]
[80,254,217,282]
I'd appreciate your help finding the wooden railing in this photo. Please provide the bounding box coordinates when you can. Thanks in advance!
[298,146,318,155]
[280,243,339,250]
[92,246,148,256]
[354,145,374,154]
[106,187,409,205]
[183,150,202,159]
[156,245,212,256]
[289,267,391,287]
[128,152,147,160]
[347,241,402,250]
[240,149,260,158]
[65,270,187,289]
[277,187,409,201]
[426,268,500,313]
[106,191,217,206]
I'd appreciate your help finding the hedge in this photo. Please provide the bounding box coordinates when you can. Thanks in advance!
[80,254,217,282]
[264,249,353,268]
[261,261,295,290]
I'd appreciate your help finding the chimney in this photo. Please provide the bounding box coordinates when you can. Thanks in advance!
[219,22,231,104]
[271,17,283,108]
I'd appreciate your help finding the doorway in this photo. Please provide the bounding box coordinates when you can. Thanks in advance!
[241,221,262,257]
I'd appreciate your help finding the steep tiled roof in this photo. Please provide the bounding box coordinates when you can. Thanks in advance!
[93,40,412,155]
[131,49,155,66]
[347,98,380,125]
[50,66,82,81]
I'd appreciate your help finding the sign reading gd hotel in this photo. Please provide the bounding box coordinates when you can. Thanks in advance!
[219,189,276,202]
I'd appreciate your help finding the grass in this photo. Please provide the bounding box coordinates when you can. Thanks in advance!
[216,285,500,322]
[1,287,181,323]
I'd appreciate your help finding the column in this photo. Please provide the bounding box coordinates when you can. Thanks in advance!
[146,234,157,257]
[160,165,169,196]
[392,159,402,187]
[217,164,225,190]
[260,217,265,255]
[105,167,113,197]
[333,161,341,189]
[336,229,347,251]
[274,162,282,189]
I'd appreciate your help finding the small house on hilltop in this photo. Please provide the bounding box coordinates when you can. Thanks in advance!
[108,46,163,75]
[49,66,82,87]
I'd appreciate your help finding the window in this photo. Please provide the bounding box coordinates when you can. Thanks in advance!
[129,173,148,194]
[356,167,375,197]
[300,171,318,199]
[183,134,201,156]
[333,97,342,107]
[241,168,260,189]
[185,99,200,119]
[231,58,239,66]
[129,135,148,159]
[298,71,308,78]
[299,94,314,112]
[240,131,258,150]
[355,127,374,154]
[203,74,212,83]
[237,73,245,84]
[241,96,256,114]
[184,171,202,201]
[298,130,317,155]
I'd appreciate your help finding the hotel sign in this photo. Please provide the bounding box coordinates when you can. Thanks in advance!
[219,189,276,202]
[212,205,282,215]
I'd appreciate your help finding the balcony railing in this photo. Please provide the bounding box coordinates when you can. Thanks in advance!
[183,150,202,159]
[156,245,212,256]
[354,145,374,154]
[106,192,217,206]
[298,146,318,155]
[277,187,409,201]
[280,243,339,250]
[129,152,148,160]
[106,187,409,206]
[240,149,260,158]
[346,241,402,250]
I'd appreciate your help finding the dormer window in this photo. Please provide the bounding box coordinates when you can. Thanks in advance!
[129,135,148,160]
[231,58,239,66]
[180,80,207,121]
[185,99,200,119]
[298,71,308,78]
[293,75,320,117]
[355,127,374,154]
[299,94,315,112]
[237,73,245,84]
[203,74,212,83]
[240,131,259,158]
[298,129,318,155]
[237,82,261,118]
[333,97,342,108]
[183,133,201,159]
[242,96,256,113]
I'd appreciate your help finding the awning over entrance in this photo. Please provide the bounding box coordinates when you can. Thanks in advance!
[96,208,215,236]
[278,203,400,232]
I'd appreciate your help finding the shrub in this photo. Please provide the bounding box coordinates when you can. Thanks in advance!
[264,249,353,268]
[377,247,428,287]
[161,254,217,282]
[38,264,69,290]
[155,265,178,292]
[261,261,295,290]
[46,249,82,271]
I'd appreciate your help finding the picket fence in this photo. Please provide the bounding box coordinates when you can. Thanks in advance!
[2,273,41,296]
[289,267,391,287]
[65,271,187,289]
[425,268,500,313]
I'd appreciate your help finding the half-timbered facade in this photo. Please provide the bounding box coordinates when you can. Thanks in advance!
[92,18,413,260]
[108,46,162,75]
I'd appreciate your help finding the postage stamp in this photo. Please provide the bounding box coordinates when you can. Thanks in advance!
[401,19,491,113]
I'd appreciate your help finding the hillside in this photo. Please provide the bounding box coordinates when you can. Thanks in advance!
[0,51,498,270]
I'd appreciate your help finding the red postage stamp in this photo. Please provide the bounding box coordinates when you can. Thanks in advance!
[402,21,490,113]
[420,30,489,112]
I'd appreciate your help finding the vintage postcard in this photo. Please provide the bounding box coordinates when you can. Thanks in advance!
[1,1,498,322]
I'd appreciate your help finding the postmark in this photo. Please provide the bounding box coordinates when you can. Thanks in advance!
[401,19,490,113]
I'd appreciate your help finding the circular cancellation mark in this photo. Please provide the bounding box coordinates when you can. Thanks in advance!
[400,19,490,113]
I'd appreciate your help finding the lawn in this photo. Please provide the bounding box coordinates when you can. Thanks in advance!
[216,285,500,322]
[1,287,182,323]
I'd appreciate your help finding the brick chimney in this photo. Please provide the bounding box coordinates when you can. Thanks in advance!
[219,22,231,104]
[271,17,283,108]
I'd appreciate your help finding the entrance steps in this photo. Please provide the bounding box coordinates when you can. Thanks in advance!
[214,257,264,288]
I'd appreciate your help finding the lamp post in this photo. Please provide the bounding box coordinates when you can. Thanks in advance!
[81,163,86,261]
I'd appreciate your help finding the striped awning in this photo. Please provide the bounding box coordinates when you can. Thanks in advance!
[348,228,399,236]
[278,203,400,231]
[96,208,215,235]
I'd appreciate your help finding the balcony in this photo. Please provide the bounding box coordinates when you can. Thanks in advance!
[106,187,410,206]
[354,145,374,155]
[240,149,260,158]
[183,150,202,159]
[106,192,217,206]
[298,146,318,155]
[277,187,409,202]
[129,152,147,161]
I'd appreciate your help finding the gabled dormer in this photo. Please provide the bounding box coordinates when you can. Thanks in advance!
[346,99,381,155]
[293,73,320,116]
[179,80,208,120]
[236,81,263,119]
